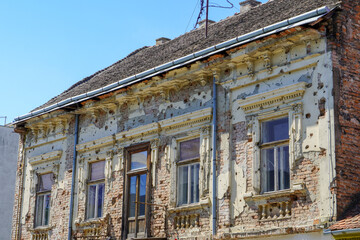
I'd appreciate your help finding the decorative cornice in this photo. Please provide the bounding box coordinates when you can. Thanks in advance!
[159,107,212,132]
[76,135,115,153]
[29,150,62,165]
[238,82,307,113]
[115,122,160,141]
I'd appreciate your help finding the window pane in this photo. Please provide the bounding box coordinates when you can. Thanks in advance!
[87,185,96,219]
[277,146,290,190]
[179,138,200,161]
[35,195,44,226]
[39,173,54,192]
[190,164,200,204]
[262,148,275,192]
[131,151,147,170]
[129,176,137,217]
[139,174,147,216]
[97,183,105,218]
[178,165,188,205]
[90,161,105,181]
[262,118,289,143]
[44,194,51,225]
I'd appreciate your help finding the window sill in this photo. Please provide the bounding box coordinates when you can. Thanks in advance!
[75,214,109,228]
[168,197,210,213]
[244,184,306,201]
[29,225,54,232]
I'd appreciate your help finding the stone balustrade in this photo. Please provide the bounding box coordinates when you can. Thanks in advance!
[174,214,200,229]
[258,201,291,221]
[32,232,49,240]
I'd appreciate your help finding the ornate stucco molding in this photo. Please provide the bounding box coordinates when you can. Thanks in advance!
[238,82,307,114]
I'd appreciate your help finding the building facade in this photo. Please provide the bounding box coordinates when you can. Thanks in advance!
[0,126,19,239]
[11,0,360,239]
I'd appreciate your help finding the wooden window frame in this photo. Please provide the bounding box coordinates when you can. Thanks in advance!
[122,143,151,240]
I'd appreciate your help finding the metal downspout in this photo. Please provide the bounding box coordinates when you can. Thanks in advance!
[68,114,79,240]
[212,74,217,236]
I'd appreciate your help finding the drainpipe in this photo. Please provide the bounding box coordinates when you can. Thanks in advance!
[68,114,79,240]
[212,73,218,236]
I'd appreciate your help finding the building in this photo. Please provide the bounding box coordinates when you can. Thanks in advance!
[0,126,19,239]
[11,0,360,239]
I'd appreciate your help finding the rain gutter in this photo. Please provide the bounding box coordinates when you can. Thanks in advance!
[212,75,217,235]
[13,6,331,124]
[324,228,360,235]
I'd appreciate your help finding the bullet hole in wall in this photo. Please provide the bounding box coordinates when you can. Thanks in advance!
[306,113,311,119]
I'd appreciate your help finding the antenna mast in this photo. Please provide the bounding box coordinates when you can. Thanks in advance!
[205,0,209,37]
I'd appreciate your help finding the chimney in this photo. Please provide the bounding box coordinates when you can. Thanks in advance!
[239,0,261,13]
[198,19,215,28]
[156,37,171,46]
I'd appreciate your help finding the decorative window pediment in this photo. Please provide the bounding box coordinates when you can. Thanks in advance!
[29,150,62,166]
[238,82,306,114]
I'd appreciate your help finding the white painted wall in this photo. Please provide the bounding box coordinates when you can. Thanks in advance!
[0,126,19,239]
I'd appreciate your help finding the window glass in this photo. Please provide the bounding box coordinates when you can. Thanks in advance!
[178,165,188,205]
[131,151,147,170]
[139,174,147,216]
[97,183,105,218]
[262,117,289,143]
[44,195,51,225]
[262,148,275,192]
[129,176,137,218]
[39,173,54,192]
[190,164,200,204]
[35,195,44,226]
[277,146,290,190]
[87,185,96,218]
[90,161,105,181]
[179,138,200,161]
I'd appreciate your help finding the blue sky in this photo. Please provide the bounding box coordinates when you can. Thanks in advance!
[0,0,266,124]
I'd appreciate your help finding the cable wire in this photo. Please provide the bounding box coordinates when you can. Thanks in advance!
[185,0,201,33]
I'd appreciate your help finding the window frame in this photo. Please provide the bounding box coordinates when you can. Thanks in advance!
[176,137,201,207]
[122,143,151,240]
[86,160,105,220]
[34,172,53,227]
[259,116,290,194]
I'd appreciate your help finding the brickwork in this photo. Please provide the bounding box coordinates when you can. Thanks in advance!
[330,0,360,217]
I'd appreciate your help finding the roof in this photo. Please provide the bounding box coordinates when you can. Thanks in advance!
[329,197,360,231]
[32,0,339,113]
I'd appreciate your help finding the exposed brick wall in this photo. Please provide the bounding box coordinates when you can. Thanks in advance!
[330,1,360,217]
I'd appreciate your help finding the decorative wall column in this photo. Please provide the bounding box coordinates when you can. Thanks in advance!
[200,126,211,197]
[150,139,159,187]
[105,150,114,192]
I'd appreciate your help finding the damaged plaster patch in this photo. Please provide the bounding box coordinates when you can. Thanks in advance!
[231,161,247,217]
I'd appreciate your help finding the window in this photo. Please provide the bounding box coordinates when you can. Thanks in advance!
[260,117,290,193]
[35,173,53,227]
[177,138,200,206]
[86,161,105,219]
[124,145,150,239]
